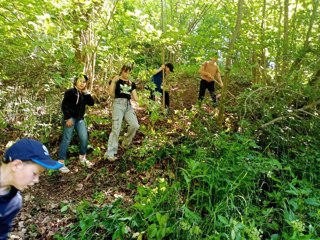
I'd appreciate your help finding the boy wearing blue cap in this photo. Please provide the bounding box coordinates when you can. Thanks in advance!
[0,138,63,240]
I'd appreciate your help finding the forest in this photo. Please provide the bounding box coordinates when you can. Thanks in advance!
[0,0,319,239]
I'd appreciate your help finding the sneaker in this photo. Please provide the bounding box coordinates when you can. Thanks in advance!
[103,152,118,162]
[121,141,129,149]
[107,156,118,162]
[58,161,70,173]
[59,165,70,173]
[79,156,94,168]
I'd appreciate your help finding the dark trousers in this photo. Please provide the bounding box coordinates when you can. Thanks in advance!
[198,79,216,103]
[150,90,170,108]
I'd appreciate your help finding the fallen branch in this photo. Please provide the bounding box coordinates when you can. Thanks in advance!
[260,99,320,128]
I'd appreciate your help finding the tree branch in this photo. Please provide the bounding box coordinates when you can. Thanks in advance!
[260,99,320,128]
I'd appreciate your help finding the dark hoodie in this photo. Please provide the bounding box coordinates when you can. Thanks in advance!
[61,88,94,120]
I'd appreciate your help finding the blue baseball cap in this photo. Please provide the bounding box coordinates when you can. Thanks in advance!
[4,139,63,170]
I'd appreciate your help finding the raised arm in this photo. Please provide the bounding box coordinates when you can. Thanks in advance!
[107,75,119,97]
[154,64,165,75]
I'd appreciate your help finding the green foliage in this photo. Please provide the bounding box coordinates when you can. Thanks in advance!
[54,198,127,240]
[52,114,320,238]
[1,0,319,239]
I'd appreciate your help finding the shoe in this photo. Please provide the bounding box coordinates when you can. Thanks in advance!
[107,156,118,162]
[58,161,70,173]
[121,141,129,149]
[103,152,118,162]
[79,156,94,168]
[59,165,70,173]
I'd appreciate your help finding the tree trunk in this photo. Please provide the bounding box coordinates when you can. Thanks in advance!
[289,0,299,53]
[217,0,244,127]
[252,51,258,84]
[259,0,267,84]
[275,0,283,83]
[282,0,289,76]
[289,0,319,81]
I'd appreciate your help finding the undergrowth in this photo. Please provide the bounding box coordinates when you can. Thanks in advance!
[53,103,320,240]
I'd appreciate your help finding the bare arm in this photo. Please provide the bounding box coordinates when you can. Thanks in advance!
[131,89,138,102]
[199,65,213,79]
[154,64,165,75]
[215,71,223,88]
[107,75,119,97]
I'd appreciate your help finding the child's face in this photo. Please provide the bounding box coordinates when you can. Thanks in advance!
[12,161,45,191]
[121,69,131,79]
[75,77,87,91]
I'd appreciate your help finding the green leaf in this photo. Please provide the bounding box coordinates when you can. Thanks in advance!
[61,205,68,213]
[305,198,320,206]
[182,205,201,223]
[217,215,229,225]
[118,217,133,221]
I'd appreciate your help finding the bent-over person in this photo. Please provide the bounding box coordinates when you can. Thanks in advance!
[198,57,223,105]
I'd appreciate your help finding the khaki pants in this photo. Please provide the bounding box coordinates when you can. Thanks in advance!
[107,98,139,157]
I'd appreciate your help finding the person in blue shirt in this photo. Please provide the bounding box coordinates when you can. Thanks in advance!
[150,63,174,108]
[0,139,63,240]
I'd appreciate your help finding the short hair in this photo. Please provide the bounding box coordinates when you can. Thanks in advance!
[74,73,89,85]
[119,65,132,75]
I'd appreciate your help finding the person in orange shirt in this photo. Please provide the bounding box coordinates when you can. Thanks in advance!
[198,57,223,105]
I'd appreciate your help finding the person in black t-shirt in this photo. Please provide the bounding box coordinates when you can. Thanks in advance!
[104,65,139,161]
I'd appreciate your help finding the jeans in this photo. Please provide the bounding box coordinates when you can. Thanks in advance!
[58,117,88,161]
[198,79,216,104]
[107,98,139,157]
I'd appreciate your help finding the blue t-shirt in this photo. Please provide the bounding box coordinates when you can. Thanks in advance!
[114,79,136,100]
[0,187,22,240]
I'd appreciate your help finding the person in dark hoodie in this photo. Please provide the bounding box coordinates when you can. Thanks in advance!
[58,73,95,173]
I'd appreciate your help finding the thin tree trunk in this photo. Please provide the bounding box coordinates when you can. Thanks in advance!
[252,51,258,84]
[282,0,289,76]
[187,3,213,34]
[260,0,267,84]
[275,0,283,82]
[289,0,319,80]
[290,0,299,53]
[161,0,166,110]
[217,0,244,127]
